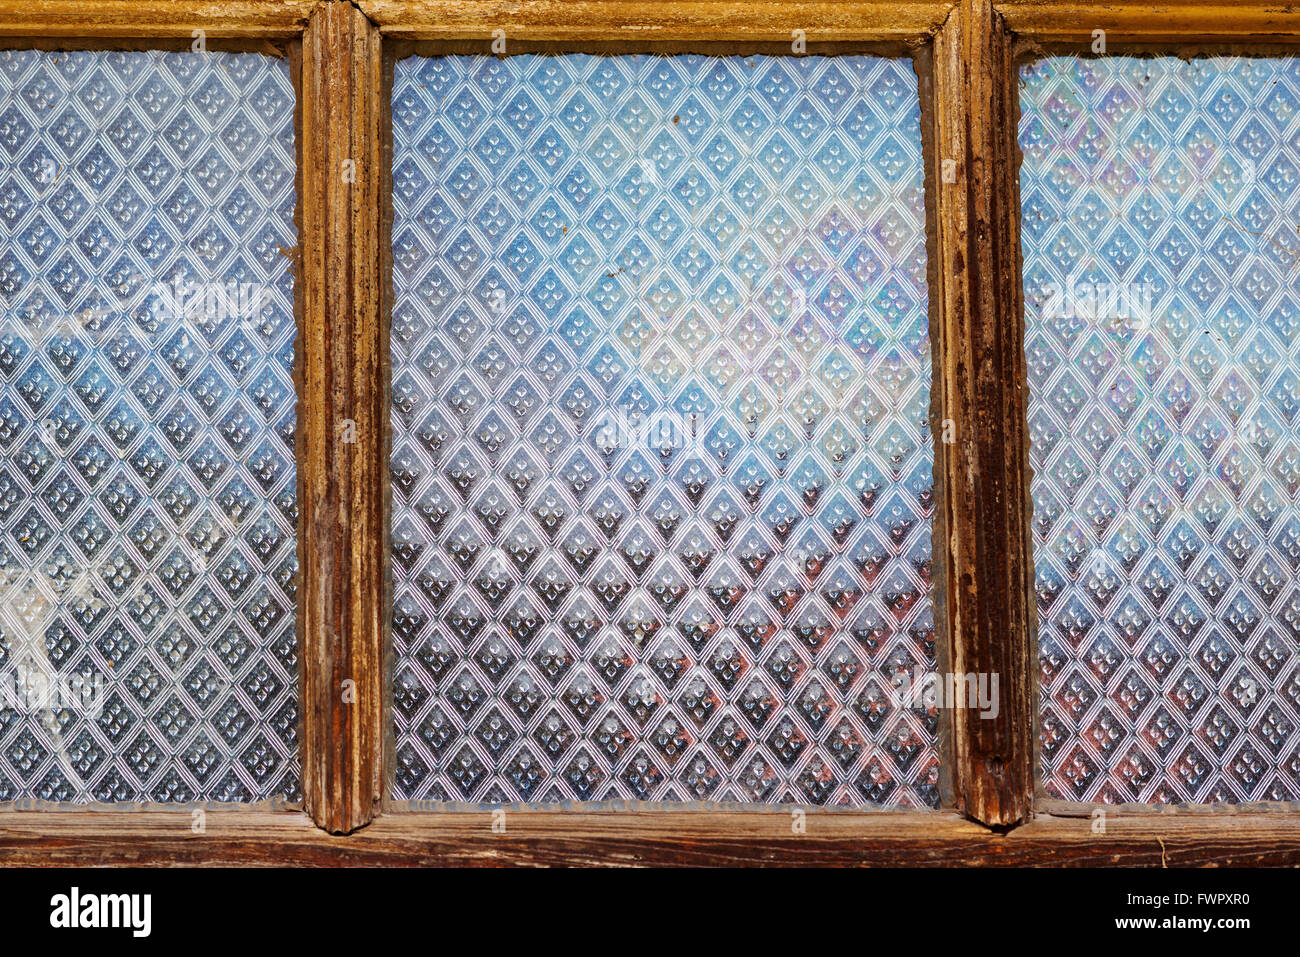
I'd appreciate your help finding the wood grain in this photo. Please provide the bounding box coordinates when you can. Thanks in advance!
[928,0,1036,827]
[999,1,1300,42]
[0,0,1295,861]
[2,809,1298,866]
[299,0,386,835]
[358,0,954,41]
[0,0,318,37]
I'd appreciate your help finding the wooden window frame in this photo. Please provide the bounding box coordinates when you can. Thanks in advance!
[0,0,1296,866]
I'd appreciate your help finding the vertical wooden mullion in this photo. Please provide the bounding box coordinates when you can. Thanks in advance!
[931,0,1036,826]
[300,0,385,834]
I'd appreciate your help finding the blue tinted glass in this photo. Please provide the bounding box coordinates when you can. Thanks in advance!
[0,49,299,802]
[1021,56,1300,803]
[390,54,936,806]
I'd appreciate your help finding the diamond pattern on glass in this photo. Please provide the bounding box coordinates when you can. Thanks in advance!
[391,54,935,806]
[1021,56,1300,803]
[0,50,299,802]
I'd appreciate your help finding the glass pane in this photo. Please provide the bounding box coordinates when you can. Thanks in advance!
[0,50,299,802]
[391,54,935,807]
[1020,56,1300,803]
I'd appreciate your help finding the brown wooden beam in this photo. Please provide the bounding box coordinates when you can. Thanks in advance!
[0,0,319,37]
[300,0,386,835]
[1,809,1298,866]
[358,0,954,42]
[928,0,1035,826]
[998,1,1300,42]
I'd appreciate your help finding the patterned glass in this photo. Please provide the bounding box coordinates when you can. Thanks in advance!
[391,54,935,806]
[0,50,299,802]
[1021,56,1300,803]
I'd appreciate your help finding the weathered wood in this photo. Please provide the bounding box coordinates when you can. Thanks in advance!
[999,1,1300,42]
[0,0,318,37]
[928,0,1035,827]
[0,0,1294,860]
[358,0,953,41]
[300,0,386,835]
[1009,812,1300,867]
[1,809,1298,866]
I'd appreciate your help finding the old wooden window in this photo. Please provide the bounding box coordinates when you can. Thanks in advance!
[0,0,1295,866]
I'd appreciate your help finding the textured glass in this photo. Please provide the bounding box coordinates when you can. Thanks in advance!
[391,54,935,806]
[1021,56,1300,803]
[0,50,299,802]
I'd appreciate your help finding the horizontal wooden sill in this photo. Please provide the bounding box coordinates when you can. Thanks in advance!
[357,0,953,42]
[998,1,1300,42]
[0,0,318,37]
[1,808,1298,866]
